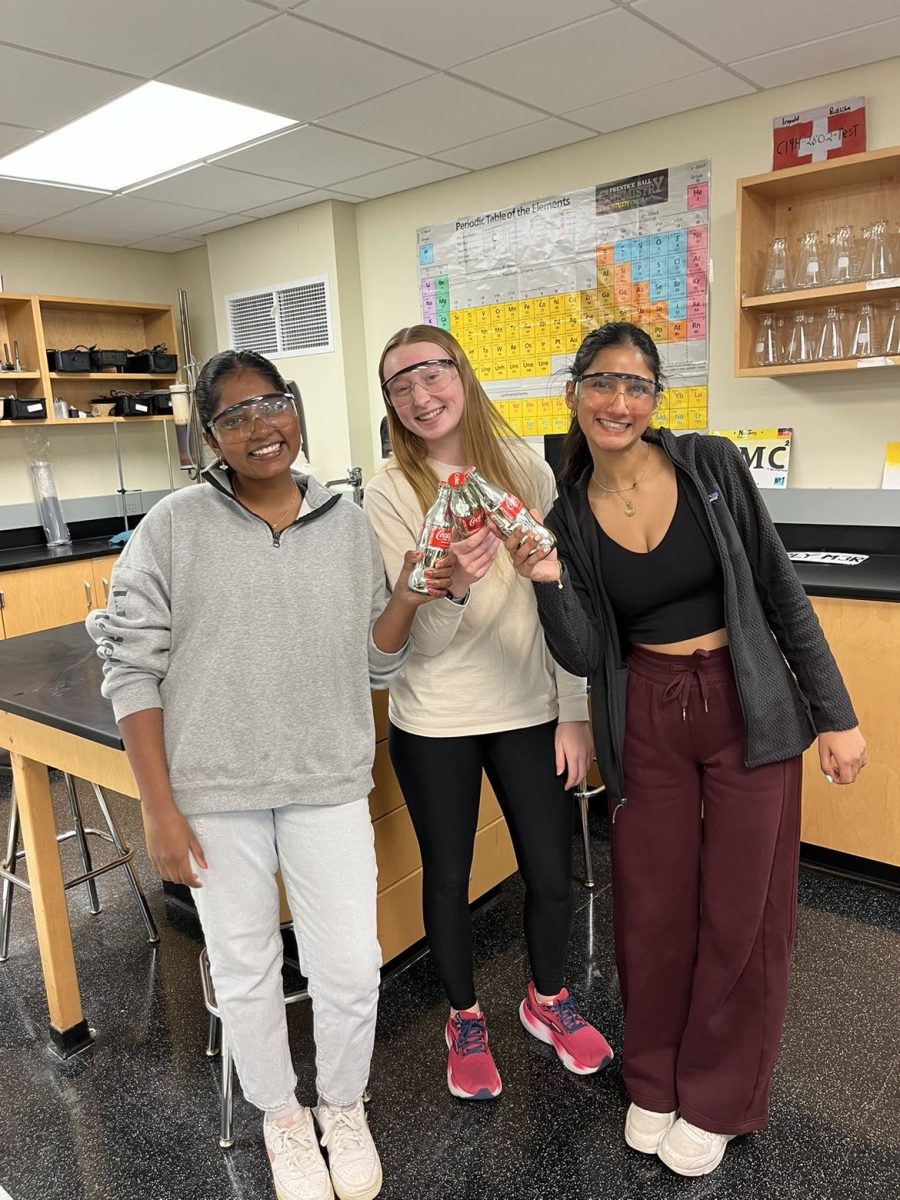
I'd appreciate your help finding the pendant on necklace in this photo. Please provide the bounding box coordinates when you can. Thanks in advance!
[623,499,636,518]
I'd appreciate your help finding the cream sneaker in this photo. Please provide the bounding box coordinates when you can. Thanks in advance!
[315,1098,383,1200]
[264,1107,334,1200]
[624,1103,677,1153]
[658,1117,735,1176]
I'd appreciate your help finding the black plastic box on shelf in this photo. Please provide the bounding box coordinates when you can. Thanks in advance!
[3,396,47,419]
[46,347,91,372]
[88,348,128,371]
[124,345,177,373]
[114,393,154,417]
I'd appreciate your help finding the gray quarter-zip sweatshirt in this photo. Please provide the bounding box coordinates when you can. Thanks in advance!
[86,466,407,816]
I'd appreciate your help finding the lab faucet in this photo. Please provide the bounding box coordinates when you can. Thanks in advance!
[325,466,364,506]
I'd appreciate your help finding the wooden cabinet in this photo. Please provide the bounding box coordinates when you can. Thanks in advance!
[0,293,178,430]
[0,561,100,637]
[735,146,900,377]
[801,596,900,866]
[90,555,119,610]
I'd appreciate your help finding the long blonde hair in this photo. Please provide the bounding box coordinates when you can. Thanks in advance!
[378,325,535,515]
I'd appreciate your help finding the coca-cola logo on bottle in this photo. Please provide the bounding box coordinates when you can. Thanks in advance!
[429,527,452,549]
[499,495,523,520]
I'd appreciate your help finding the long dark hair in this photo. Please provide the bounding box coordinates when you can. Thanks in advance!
[196,349,287,429]
[558,323,665,487]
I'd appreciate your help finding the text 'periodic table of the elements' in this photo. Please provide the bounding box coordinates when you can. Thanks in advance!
[416,161,710,440]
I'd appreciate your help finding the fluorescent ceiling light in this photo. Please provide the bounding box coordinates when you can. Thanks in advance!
[0,82,296,192]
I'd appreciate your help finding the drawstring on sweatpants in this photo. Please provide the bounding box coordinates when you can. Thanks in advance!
[662,654,711,722]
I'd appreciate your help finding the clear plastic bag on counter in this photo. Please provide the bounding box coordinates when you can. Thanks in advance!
[23,431,71,547]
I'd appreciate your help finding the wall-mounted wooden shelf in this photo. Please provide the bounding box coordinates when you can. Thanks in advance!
[735,147,900,377]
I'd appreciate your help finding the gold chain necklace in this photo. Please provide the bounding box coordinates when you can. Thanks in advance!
[235,484,300,531]
[591,446,652,518]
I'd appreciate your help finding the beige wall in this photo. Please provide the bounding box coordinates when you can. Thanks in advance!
[205,202,354,483]
[354,55,900,489]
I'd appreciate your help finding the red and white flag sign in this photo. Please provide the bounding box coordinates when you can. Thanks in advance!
[772,98,866,171]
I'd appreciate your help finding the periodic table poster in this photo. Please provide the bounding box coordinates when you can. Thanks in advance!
[416,160,710,441]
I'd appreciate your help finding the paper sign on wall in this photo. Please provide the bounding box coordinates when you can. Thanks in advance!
[772,98,865,170]
[882,442,900,489]
[709,428,792,488]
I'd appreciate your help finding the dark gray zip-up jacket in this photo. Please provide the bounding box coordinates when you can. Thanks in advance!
[534,428,857,802]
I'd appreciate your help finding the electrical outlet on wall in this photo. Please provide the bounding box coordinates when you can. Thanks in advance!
[123,491,143,516]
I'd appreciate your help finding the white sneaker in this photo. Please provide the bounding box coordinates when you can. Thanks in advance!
[658,1117,735,1176]
[315,1098,383,1200]
[624,1103,677,1154]
[264,1108,334,1200]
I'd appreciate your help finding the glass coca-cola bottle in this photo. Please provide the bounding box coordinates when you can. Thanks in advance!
[448,469,486,537]
[408,483,452,594]
[468,470,556,553]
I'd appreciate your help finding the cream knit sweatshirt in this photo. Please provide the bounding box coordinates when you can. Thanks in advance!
[364,447,588,738]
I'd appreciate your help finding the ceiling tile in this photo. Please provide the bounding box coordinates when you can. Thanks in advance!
[174,213,258,236]
[0,44,135,131]
[17,220,139,246]
[216,125,413,187]
[131,165,304,212]
[239,189,363,218]
[564,68,755,133]
[440,118,595,170]
[0,124,42,156]
[0,214,32,233]
[32,195,231,239]
[0,0,272,78]
[733,17,900,87]
[162,15,432,123]
[322,76,544,155]
[336,158,467,200]
[454,9,714,112]
[296,0,613,68]
[129,235,206,253]
[0,179,103,220]
[632,0,900,65]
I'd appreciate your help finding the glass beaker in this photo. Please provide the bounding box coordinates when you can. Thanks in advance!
[784,311,816,364]
[793,231,823,289]
[762,237,790,293]
[826,225,860,285]
[754,313,780,367]
[816,306,845,361]
[860,220,894,281]
[883,299,900,356]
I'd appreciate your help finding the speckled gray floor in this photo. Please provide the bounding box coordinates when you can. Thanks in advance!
[0,770,897,1200]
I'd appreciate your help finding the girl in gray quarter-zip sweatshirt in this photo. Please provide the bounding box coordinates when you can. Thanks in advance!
[86,349,451,1200]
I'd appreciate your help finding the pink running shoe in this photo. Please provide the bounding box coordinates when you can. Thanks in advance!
[444,1010,502,1100]
[519,982,614,1074]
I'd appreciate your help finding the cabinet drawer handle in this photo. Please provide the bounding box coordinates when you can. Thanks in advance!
[102,577,110,602]
[84,580,93,611]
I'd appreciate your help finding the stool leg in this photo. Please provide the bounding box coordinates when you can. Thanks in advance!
[578,791,595,890]
[207,1012,221,1057]
[0,789,21,962]
[64,774,100,914]
[220,1030,235,1148]
[90,784,159,944]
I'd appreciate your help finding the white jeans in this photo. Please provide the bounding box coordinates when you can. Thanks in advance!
[188,799,380,1110]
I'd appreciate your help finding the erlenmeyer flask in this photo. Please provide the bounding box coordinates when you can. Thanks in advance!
[826,226,859,285]
[849,304,878,358]
[793,231,823,289]
[883,299,900,356]
[860,220,894,280]
[785,311,816,364]
[816,306,845,361]
[762,237,789,293]
[754,313,780,367]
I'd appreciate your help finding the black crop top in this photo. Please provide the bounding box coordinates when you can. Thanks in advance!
[595,474,725,645]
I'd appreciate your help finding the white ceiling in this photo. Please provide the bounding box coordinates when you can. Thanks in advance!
[0,0,896,252]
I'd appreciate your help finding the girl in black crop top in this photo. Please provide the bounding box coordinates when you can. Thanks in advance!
[501,323,865,1179]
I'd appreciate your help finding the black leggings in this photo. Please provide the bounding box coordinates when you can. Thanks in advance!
[388,720,574,1010]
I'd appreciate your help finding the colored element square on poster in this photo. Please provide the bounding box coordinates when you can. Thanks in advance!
[772,98,865,170]
[882,443,900,489]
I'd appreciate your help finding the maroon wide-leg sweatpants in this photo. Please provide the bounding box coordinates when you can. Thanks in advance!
[610,645,802,1136]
